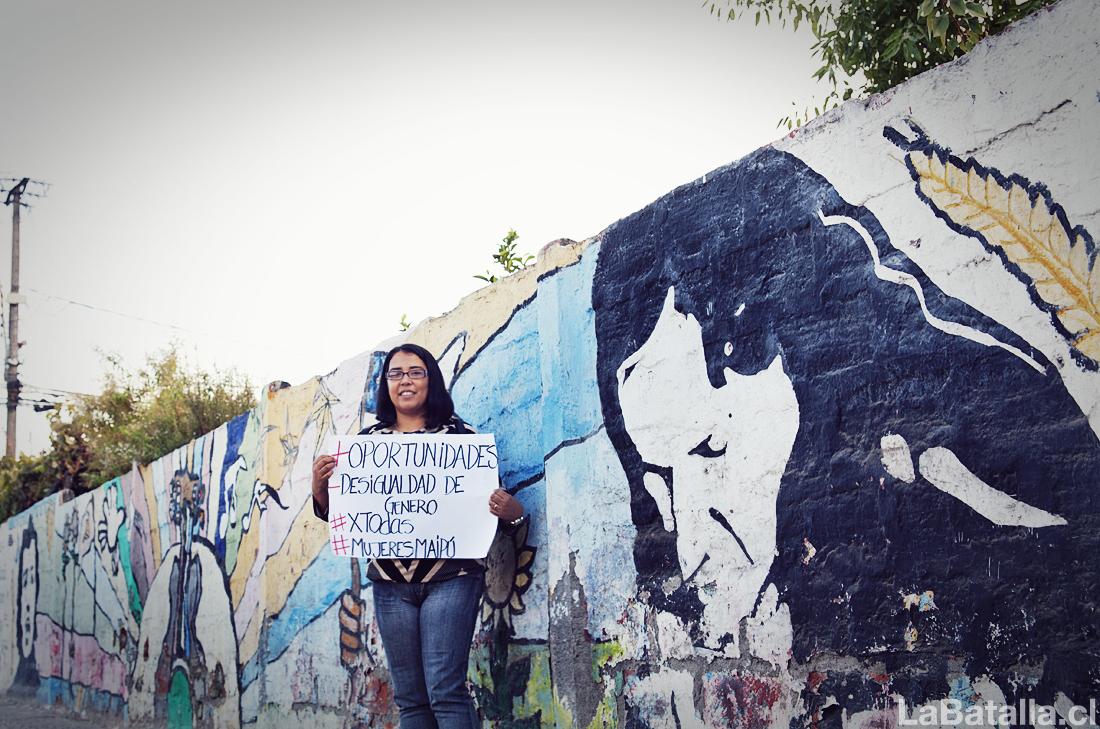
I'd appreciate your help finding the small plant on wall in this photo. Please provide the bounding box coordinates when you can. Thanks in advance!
[475,229,534,284]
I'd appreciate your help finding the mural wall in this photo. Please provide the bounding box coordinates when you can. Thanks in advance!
[2,0,1098,726]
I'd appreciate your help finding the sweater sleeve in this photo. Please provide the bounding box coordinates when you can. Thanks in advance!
[312,494,328,522]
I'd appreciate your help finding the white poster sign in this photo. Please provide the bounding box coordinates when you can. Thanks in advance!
[325,433,499,560]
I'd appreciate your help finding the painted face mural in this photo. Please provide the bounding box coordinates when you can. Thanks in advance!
[15,520,38,686]
[617,286,799,652]
[594,147,1100,708]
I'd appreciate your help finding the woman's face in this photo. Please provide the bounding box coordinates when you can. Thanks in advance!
[616,287,800,654]
[387,350,430,418]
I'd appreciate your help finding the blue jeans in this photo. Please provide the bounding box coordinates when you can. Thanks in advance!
[372,573,484,729]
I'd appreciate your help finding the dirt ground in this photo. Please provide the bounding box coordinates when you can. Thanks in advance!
[0,693,160,729]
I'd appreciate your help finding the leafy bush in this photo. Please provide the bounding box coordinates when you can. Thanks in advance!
[0,344,256,522]
[709,0,1056,127]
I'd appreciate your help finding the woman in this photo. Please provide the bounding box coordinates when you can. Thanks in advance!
[593,148,1100,712]
[312,343,525,729]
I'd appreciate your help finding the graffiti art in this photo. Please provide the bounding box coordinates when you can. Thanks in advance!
[1,6,1097,725]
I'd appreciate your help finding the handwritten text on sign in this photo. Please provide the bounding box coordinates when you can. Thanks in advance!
[326,434,499,560]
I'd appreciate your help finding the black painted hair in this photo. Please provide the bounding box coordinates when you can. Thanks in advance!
[593,147,1100,703]
[374,343,455,429]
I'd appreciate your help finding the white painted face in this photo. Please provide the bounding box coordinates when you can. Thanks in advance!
[617,287,799,653]
[19,536,38,659]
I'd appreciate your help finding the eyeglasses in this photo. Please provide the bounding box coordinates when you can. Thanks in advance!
[385,367,428,381]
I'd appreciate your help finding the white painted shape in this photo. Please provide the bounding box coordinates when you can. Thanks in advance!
[643,471,675,532]
[654,610,698,662]
[438,333,467,389]
[129,545,172,720]
[818,211,1044,373]
[204,429,226,543]
[626,667,704,729]
[1055,692,1098,729]
[611,597,652,664]
[617,286,799,654]
[971,675,1007,708]
[880,433,916,483]
[918,447,1067,527]
[130,542,239,726]
[745,583,793,669]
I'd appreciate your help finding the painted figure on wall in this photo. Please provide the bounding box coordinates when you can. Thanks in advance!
[15,519,39,690]
[130,466,239,729]
[593,147,1100,714]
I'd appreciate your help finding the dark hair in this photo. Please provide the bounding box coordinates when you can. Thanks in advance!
[593,147,1100,703]
[374,343,455,429]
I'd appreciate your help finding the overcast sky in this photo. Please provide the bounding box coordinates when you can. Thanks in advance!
[0,0,822,455]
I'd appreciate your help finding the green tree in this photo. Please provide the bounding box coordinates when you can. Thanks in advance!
[709,0,1055,128]
[68,345,256,487]
[474,229,535,284]
[0,346,257,523]
[0,453,50,523]
[0,412,93,522]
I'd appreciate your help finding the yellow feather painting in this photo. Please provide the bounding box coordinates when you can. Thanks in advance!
[889,124,1100,366]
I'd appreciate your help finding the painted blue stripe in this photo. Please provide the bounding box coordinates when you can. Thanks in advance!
[241,549,349,690]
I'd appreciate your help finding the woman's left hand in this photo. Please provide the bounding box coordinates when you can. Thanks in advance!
[488,488,523,522]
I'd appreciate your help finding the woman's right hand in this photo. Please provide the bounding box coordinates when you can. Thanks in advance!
[312,454,336,514]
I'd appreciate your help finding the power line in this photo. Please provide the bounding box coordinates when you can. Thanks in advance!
[0,399,64,411]
[0,177,48,188]
[23,287,293,359]
[26,288,198,334]
[22,384,89,399]
[0,179,49,202]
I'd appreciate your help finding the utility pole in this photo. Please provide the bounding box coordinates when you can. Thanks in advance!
[1,177,46,457]
[3,178,28,457]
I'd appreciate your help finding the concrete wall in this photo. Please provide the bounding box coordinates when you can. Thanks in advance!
[2,0,1098,726]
